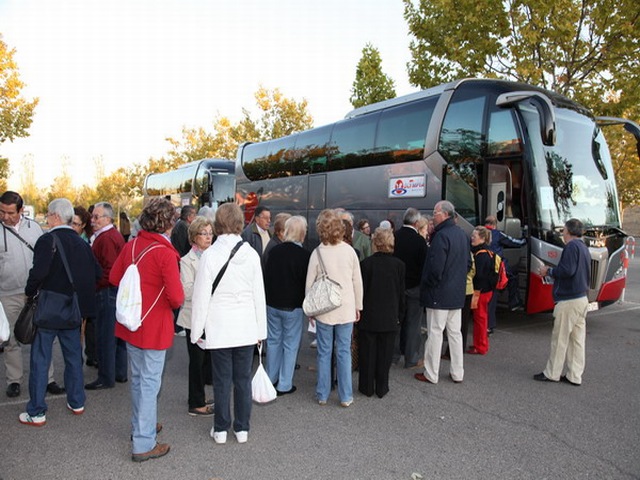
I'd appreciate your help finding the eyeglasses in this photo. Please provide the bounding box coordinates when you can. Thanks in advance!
[91,214,108,220]
[433,210,445,217]
[72,221,83,227]
[197,232,213,237]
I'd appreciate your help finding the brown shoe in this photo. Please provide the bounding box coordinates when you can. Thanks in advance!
[131,443,170,463]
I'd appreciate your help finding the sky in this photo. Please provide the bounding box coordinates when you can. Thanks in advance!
[0,0,415,189]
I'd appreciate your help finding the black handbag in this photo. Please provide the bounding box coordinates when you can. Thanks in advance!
[33,234,82,330]
[14,295,38,344]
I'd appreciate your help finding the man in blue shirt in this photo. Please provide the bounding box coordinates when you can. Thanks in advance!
[534,218,591,386]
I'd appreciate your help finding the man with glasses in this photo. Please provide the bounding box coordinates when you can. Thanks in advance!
[241,205,272,261]
[1,191,64,397]
[85,202,127,390]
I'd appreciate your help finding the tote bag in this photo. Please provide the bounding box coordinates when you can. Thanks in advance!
[302,249,342,317]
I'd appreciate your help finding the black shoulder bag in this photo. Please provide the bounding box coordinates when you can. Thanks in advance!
[33,234,83,330]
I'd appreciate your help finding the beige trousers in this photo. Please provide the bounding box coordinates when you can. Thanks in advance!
[423,308,464,383]
[543,296,588,384]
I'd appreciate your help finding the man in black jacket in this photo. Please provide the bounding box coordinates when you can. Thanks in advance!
[393,207,427,368]
[416,201,471,384]
[19,199,101,426]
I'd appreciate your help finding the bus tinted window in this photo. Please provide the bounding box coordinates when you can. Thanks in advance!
[242,142,269,181]
[328,112,380,171]
[440,95,486,164]
[375,97,437,165]
[265,136,296,178]
[292,125,333,175]
[488,109,522,157]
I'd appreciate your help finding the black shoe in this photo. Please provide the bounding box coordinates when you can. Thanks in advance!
[6,382,20,398]
[533,372,556,382]
[487,328,494,336]
[276,386,297,396]
[85,359,98,368]
[560,375,581,386]
[116,377,128,384]
[85,380,114,390]
[47,382,65,395]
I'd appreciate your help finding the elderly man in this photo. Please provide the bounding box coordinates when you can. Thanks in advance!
[171,205,196,257]
[85,202,127,390]
[393,207,427,369]
[1,191,63,398]
[535,219,591,386]
[19,198,101,426]
[241,205,272,260]
[415,201,471,384]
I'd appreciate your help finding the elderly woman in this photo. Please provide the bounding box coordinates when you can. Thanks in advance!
[467,226,496,355]
[306,209,363,407]
[109,198,184,463]
[176,216,215,416]
[358,227,405,398]
[263,216,311,395]
[191,203,266,445]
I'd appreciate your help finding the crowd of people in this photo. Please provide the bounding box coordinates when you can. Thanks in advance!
[1,190,592,463]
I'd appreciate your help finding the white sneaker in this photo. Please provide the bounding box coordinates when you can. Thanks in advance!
[210,428,227,444]
[234,431,248,443]
[340,399,353,408]
[66,403,85,415]
[175,330,186,337]
[310,339,317,348]
[19,412,46,426]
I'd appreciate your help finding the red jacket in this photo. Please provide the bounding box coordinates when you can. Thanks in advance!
[110,230,184,350]
[93,226,125,289]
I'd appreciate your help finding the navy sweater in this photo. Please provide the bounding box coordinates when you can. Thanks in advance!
[549,238,590,302]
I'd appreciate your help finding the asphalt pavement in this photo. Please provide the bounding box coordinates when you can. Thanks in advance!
[1,254,639,480]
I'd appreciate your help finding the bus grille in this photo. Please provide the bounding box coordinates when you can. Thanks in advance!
[590,259,600,290]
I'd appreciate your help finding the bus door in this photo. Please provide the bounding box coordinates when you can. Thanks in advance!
[307,174,326,247]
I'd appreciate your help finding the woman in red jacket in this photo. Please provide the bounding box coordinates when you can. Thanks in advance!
[109,198,184,463]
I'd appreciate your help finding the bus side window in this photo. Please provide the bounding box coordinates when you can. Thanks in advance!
[242,143,269,181]
[375,97,437,165]
[293,125,333,174]
[328,113,379,171]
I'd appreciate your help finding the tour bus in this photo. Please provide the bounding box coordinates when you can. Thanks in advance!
[143,158,235,210]
[234,78,640,314]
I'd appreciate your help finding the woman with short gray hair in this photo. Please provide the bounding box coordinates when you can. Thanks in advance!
[263,216,311,395]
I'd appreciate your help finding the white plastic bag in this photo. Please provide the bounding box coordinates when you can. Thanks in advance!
[251,344,277,404]
[0,301,10,342]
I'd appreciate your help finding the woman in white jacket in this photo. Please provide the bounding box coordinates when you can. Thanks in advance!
[177,216,214,417]
[306,209,363,407]
[190,203,267,445]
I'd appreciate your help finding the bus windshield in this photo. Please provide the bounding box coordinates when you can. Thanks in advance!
[524,106,620,230]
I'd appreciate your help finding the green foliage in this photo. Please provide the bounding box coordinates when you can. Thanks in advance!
[349,43,396,109]
[403,0,640,206]
[0,156,8,192]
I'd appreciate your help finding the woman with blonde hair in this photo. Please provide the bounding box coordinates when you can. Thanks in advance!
[264,215,311,395]
[305,209,363,407]
[191,203,266,445]
[467,226,496,355]
[177,216,215,416]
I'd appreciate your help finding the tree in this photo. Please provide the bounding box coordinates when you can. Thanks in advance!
[403,0,640,205]
[349,43,396,108]
[0,35,39,187]
[403,0,640,115]
[164,86,314,167]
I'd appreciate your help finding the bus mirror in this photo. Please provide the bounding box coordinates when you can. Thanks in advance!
[596,117,640,159]
[496,91,556,147]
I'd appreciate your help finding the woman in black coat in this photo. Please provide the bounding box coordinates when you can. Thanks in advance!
[358,227,405,398]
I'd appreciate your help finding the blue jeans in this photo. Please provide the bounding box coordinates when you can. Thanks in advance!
[27,327,85,416]
[95,287,128,385]
[266,306,303,392]
[127,344,166,454]
[210,346,254,433]
[315,321,353,403]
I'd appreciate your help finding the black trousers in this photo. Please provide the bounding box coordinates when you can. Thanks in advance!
[357,330,396,398]
[185,329,212,409]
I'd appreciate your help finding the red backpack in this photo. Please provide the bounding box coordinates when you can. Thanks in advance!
[477,249,509,290]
